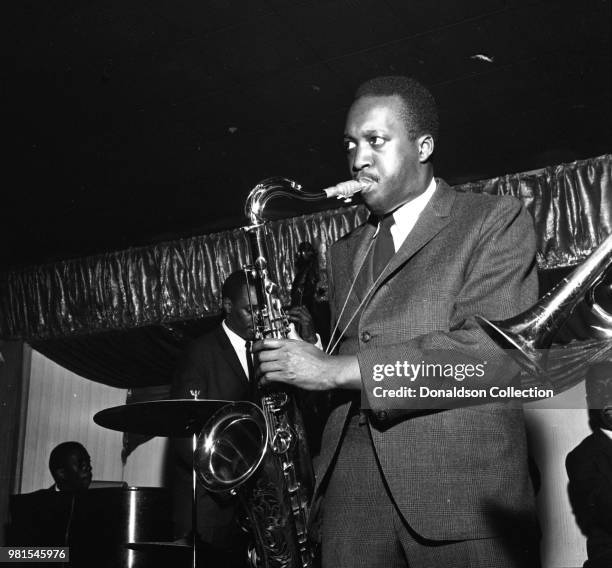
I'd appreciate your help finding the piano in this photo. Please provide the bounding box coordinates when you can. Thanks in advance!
[8,486,178,567]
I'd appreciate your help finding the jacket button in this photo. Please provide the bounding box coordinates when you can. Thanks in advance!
[376,410,388,422]
[361,331,371,343]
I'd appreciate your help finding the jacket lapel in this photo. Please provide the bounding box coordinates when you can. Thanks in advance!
[365,180,455,305]
[215,325,248,382]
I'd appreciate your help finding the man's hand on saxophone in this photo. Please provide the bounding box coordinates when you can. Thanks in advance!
[253,339,361,391]
[285,306,319,344]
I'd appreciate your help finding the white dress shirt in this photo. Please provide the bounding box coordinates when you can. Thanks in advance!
[222,319,322,370]
[601,427,612,441]
[389,177,437,251]
[221,320,250,379]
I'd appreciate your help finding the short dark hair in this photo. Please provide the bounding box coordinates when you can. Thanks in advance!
[354,76,439,142]
[49,441,88,474]
[221,270,250,302]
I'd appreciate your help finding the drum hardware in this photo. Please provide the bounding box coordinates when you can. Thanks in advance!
[93,398,231,437]
[95,393,231,567]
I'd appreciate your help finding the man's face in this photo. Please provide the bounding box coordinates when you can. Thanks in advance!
[601,406,612,430]
[224,285,258,340]
[587,375,612,430]
[344,95,428,216]
[57,449,92,491]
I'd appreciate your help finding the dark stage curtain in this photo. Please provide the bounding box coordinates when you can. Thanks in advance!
[1,206,368,342]
[0,154,611,392]
[459,154,612,269]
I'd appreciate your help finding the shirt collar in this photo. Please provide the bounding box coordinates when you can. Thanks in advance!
[391,176,437,228]
[601,427,612,441]
[385,177,437,251]
[221,320,250,378]
[222,320,247,346]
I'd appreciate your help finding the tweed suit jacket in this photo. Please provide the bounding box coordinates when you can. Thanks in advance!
[171,325,250,546]
[566,428,612,565]
[315,179,539,541]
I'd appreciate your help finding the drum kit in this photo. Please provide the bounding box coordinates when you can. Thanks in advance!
[94,395,231,568]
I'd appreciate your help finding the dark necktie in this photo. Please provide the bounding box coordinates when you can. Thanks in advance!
[245,340,258,400]
[373,214,395,278]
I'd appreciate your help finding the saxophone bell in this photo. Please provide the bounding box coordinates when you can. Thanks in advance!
[194,401,268,493]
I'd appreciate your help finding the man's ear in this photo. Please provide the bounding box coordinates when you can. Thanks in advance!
[54,468,66,483]
[417,134,434,163]
[222,297,233,317]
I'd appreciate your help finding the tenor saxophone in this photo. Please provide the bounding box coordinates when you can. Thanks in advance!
[194,177,368,567]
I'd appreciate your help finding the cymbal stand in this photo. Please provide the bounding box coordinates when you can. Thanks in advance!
[190,389,200,568]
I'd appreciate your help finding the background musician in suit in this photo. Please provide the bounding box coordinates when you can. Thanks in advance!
[566,362,612,567]
[170,269,317,567]
[49,441,93,493]
[255,76,540,567]
[9,442,92,546]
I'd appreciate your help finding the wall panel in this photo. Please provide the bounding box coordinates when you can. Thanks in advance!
[19,350,166,493]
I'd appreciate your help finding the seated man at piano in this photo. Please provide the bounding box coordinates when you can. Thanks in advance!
[48,441,93,493]
[170,269,318,567]
[8,441,93,546]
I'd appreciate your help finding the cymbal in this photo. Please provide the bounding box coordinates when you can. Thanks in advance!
[93,399,231,437]
[125,541,192,552]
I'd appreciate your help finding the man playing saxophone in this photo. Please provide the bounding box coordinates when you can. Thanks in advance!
[171,270,318,567]
[254,76,540,567]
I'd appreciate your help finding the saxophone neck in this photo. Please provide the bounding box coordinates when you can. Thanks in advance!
[244,176,367,225]
[242,229,289,341]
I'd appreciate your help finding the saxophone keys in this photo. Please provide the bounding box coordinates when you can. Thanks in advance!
[271,427,293,454]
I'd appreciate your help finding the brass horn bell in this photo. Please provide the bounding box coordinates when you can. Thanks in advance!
[475,233,612,375]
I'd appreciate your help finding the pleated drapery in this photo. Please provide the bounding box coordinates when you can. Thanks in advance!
[0,207,368,342]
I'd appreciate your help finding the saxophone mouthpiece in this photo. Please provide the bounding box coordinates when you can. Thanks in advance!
[323,179,373,201]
